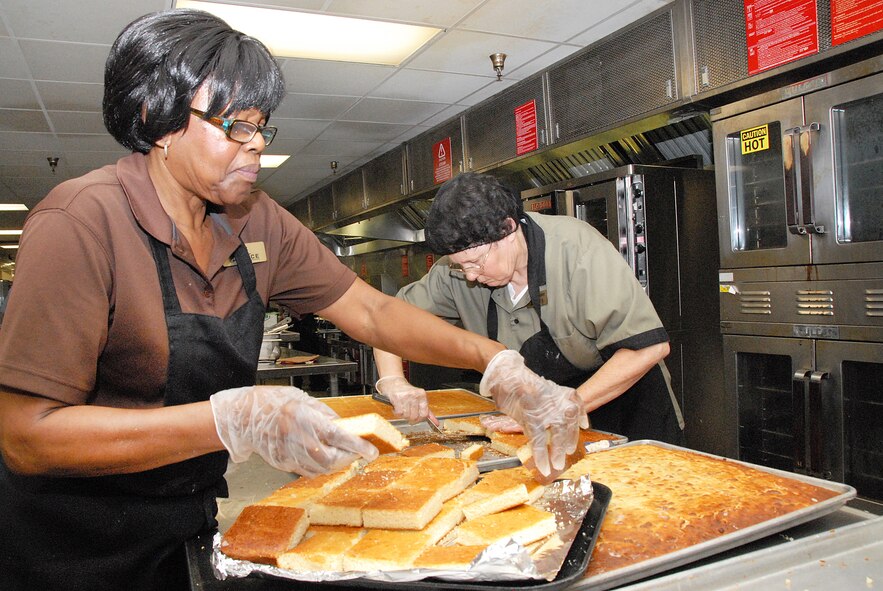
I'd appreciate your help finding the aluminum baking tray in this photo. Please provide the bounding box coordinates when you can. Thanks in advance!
[570,440,857,591]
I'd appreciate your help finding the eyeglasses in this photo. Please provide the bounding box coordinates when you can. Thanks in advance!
[189,108,277,146]
[449,243,492,277]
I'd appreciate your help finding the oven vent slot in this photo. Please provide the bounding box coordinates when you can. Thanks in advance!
[796,290,834,316]
[866,288,883,317]
[739,290,771,315]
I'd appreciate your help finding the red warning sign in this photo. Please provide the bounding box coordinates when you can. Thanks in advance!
[744,0,819,75]
[515,99,539,156]
[433,137,453,185]
[831,0,883,46]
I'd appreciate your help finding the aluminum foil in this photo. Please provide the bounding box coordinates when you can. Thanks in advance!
[211,475,595,584]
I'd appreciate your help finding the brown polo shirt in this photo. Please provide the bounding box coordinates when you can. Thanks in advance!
[0,153,355,408]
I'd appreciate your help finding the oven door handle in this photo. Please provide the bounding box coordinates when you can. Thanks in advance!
[807,370,830,477]
[798,123,825,235]
[783,128,805,236]
[792,369,812,471]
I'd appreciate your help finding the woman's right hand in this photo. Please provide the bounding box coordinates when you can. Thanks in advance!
[374,376,430,424]
[209,386,378,477]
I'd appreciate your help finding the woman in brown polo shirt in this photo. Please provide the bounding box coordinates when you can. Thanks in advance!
[0,10,581,591]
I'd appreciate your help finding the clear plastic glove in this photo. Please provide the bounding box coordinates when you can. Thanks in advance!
[375,376,431,424]
[210,385,379,477]
[479,350,588,477]
[480,414,524,433]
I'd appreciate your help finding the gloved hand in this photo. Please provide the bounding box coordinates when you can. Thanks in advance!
[480,350,588,476]
[480,414,524,433]
[210,385,379,477]
[375,376,431,424]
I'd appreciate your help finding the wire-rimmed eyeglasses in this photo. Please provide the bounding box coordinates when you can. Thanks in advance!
[189,108,277,146]
[449,243,492,277]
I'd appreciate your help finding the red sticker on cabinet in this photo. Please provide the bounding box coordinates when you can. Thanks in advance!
[433,137,453,185]
[744,0,819,75]
[515,99,539,156]
[831,0,883,45]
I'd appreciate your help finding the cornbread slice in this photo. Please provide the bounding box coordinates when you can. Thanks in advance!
[334,413,409,453]
[460,466,545,505]
[422,497,466,545]
[220,505,309,565]
[309,486,381,526]
[392,457,479,501]
[459,443,485,461]
[414,544,488,570]
[361,487,444,530]
[462,482,530,520]
[342,529,433,572]
[257,486,324,510]
[454,504,557,547]
[443,415,487,435]
[276,525,365,572]
[362,455,423,473]
[401,442,456,458]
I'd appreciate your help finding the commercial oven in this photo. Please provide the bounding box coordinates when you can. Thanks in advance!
[713,55,883,506]
[521,165,729,456]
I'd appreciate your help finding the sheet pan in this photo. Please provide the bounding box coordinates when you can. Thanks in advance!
[570,440,857,591]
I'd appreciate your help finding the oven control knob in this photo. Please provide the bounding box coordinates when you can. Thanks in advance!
[634,224,644,234]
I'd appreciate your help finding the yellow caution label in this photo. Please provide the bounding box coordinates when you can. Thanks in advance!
[740,124,769,155]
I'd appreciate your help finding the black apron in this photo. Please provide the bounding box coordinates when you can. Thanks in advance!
[487,216,682,444]
[0,232,264,591]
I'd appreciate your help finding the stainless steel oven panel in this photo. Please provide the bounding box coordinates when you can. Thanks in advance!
[804,70,883,266]
[713,98,810,268]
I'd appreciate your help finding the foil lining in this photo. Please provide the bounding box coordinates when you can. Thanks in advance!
[212,475,594,584]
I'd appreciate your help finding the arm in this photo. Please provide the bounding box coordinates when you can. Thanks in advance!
[575,342,670,412]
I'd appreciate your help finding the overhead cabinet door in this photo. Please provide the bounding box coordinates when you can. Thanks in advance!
[332,170,366,222]
[363,146,406,213]
[406,118,464,195]
[309,185,336,230]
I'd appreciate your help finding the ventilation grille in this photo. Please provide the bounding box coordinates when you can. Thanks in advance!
[797,289,834,316]
[866,288,883,317]
[739,290,772,315]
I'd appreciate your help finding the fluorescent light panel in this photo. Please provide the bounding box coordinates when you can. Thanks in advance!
[175,1,441,65]
[0,230,23,236]
[260,155,290,169]
[1,244,18,249]
[0,204,28,211]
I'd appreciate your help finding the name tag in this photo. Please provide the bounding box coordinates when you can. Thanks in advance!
[223,241,268,267]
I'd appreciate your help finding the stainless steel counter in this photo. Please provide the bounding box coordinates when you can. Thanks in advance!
[255,349,356,396]
[187,455,883,591]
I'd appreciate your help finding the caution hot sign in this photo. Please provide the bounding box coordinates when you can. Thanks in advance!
[740,124,769,155]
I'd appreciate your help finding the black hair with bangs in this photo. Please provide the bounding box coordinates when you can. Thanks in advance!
[424,172,524,255]
[103,9,285,153]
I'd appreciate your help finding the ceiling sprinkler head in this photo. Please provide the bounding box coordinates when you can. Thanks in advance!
[490,53,507,81]
[330,160,338,174]
[47,157,60,173]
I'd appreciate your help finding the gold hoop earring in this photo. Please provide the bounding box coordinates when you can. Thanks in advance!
[163,143,169,160]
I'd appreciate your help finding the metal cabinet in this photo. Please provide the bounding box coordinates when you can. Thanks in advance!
[405,118,464,195]
[363,146,407,213]
[332,170,366,221]
[547,9,679,145]
[289,198,311,229]
[309,184,335,230]
[464,76,546,172]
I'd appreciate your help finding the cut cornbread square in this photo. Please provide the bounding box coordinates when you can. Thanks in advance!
[342,529,433,572]
[361,487,444,530]
[391,457,479,501]
[422,497,466,545]
[462,482,530,520]
[333,413,409,453]
[454,504,557,547]
[459,466,544,505]
[277,464,357,493]
[276,525,365,572]
[488,431,525,456]
[257,486,324,510]
[220,505,309,565]
[459,443,485,461]
[401,442,456,458]
[309,486,382,526]
[442,415,487,436]
[338,470,404,490]
[414,544,488,570]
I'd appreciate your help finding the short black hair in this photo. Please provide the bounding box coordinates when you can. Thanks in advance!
[425,172,524,255]
[103,9,285,153]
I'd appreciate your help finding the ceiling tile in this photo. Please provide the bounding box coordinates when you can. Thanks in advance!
[462,0,614,41]
[318,120,413,142]
[35,81,104,112]
[274,94,359,120]
[508,45,582,78]
[419,106,467,129]
[0,78,40,109]
[0,148,64,166]
[299,139,384,158]
[323,0,483,27]
[266,138,312,155]
[19,40,109,84]
[458,78,518,107]
[406,30,556,77]
[342,98,449,125]
[281,59,394,97]
[568,0,672,46]
[272,118,331,141]
[286,153,358,171]
[0,38,31,78]
[2,0,167,44]
[3,175,61,203]
[370,69,488,103]
[61,150,128,168]
[0,131,60,151]
[0,109,49,133]
[57,133,123,152]
[48,111,106,134]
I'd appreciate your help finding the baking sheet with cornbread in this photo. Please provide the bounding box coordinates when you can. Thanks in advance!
[571,441,856,590]
[321,389,496,422]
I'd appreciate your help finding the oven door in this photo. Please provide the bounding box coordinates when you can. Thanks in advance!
[713,98,811,268]
[804,70,883,265]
